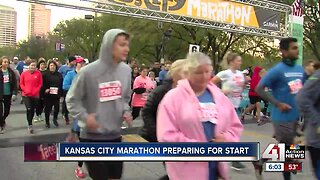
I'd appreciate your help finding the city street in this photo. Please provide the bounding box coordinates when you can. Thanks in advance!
[0,100,315,180]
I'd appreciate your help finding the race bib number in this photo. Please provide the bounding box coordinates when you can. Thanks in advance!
[234,75,244,87]
[199,103,218,124]
[288,79,303,94]
[233,91,242,98]
[49,87,58,95]
[99,81,122,102]
[3,75,9,83]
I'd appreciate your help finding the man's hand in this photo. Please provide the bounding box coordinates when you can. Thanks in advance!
[123,111,132,127]
[276,102,292,112]
[45,89,50,93]
[212,133,225,142]
[86,113,101,131]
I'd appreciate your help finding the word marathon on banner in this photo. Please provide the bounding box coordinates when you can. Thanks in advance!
[189,44,200,54]
[262,143,305,172]
[55,142,259,161]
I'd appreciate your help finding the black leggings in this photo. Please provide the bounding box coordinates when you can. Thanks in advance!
[132,107,142,120]
[0,95,12,127]
[23,96,39,126]
[36,97,45,116]
[308,146,320,179]
[62,90,69,120]
[44,97,60,124]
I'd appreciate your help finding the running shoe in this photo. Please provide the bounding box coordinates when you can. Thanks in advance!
[53,119,59,127]
[240,109,245,122]
[75,166,86,179]
[0,127,4,134]
[121,121,128,130]
[45,123,50,128]
[253,161,263,180]
[231,162,246,171]
[28,126,34,134]
[33,116,41,123]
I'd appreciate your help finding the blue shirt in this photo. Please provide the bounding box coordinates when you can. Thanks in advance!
[159,70,168,82]
[16,61,28,74]
[63,70,77,91]
[58,65,74,78]
[259,62,304,123]
[197,89,217,180]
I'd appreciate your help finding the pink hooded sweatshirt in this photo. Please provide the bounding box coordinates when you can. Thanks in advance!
[157,79,243,180]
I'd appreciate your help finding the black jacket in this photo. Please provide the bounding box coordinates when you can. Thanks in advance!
[0,68,17,99]
[140,79,173,142]
[42,70,63,99]
[39,70,47,98]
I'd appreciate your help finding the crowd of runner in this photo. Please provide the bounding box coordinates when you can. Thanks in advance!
[0,29,319,180]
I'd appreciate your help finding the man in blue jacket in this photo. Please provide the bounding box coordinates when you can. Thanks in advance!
[63,57,87,178]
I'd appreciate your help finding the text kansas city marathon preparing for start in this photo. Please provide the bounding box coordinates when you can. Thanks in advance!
[64,146,250,155]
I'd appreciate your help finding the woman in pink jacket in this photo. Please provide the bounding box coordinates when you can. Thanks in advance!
[157,52,243,180]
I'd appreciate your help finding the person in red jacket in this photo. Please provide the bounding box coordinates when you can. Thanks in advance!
[20,60,43,134]
[241,66,266,125]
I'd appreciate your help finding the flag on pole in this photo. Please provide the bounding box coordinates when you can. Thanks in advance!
[292,0,303,17]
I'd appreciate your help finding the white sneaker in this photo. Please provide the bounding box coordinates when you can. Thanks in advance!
[0,127,4,134]
[39,115,44,121]
[33,116,40,123]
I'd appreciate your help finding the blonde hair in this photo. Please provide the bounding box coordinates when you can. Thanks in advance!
[185,52,212,73]
[220,52,240,70]
[167,59,187,78]
[148,71,155,77]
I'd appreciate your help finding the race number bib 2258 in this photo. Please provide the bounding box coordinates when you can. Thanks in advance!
[288,79,303,94]
[99,81,122,102]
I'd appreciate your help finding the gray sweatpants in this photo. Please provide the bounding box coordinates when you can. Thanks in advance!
[273,121,297,145]
[273,121,297,144]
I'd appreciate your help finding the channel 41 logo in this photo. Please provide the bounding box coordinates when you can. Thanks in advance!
[262,143,305,162]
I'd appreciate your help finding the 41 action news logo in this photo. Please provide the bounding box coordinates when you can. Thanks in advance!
[262,143,305,162]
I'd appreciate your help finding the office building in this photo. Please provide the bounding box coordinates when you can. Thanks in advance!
[0,5,17,47]
[28,4,51,37]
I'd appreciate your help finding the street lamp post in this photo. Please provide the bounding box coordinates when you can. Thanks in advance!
[160,28,172,62]
[85,13,96,61]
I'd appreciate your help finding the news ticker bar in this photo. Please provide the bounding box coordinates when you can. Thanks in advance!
[24,142,259,161]
[265,162,303,172]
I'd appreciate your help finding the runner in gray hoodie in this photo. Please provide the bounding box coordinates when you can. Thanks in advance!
[296,62,320,179]
[66,29,132,180]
